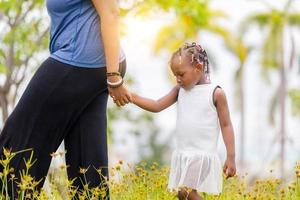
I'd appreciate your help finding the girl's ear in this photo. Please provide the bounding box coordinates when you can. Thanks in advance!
[195,62,203,71]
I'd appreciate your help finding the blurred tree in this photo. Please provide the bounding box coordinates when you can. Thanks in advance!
[108,101,171,165]
[289,89,300,116]
[133,112,169,166]
[0,0,49,124]
[124,0,228,52]
[242,0,300,179]
[222,34,250,171]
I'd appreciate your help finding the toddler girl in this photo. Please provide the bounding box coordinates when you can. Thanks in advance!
[129,42,236,200]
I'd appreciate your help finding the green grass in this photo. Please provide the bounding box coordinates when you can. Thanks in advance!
[1,149,299,200]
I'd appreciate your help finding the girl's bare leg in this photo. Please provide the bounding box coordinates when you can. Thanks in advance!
[178,188,188,200]
[188,190,203,200]
[178,188,203,200]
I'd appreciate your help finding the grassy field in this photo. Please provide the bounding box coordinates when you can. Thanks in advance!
[1,149,299,200]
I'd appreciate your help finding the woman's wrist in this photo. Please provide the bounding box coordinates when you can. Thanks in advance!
[107,75,123,88]
[107,75,121,81]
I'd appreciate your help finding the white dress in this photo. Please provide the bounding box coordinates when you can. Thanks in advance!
[168,83,222,194]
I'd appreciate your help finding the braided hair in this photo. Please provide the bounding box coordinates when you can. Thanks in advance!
[171,42,210,79]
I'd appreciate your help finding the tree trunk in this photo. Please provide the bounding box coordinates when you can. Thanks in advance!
[239,64,246,171]
[279,27,287,179]
[0,93,9,123]
[279,62,286,180]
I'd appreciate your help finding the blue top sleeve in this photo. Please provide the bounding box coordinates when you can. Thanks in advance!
[46,0,125,68]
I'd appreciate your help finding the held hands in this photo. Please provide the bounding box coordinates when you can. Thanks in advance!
[223,156,236,179]
[107,75,132,107]
[108,85,132,106]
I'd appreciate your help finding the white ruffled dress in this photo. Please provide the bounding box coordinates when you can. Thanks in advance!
[168,84,222,194]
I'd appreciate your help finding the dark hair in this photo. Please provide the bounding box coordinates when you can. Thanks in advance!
[170,42,210,75]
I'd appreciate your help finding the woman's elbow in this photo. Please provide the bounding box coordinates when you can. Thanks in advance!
[102,7,120,20]
[110,8,120,19]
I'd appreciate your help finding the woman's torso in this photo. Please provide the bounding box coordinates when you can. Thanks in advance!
[175,84,220,153]
[46,0,125,68]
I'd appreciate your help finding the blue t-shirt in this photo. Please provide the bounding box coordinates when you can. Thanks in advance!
[46,0,125,68]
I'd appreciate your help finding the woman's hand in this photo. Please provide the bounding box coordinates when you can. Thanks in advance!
[107,75,131,106]
[223,156,236,179]
[108,85,132,107]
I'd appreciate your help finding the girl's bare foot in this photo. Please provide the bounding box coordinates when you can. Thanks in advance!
[178,188,203,200]
[188,190,203,200]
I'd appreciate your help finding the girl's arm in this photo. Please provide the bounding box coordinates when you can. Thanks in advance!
[214,87,236,178]
[132,85,180,113]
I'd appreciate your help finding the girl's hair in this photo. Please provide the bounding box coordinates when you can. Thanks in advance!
[170,42,210,75]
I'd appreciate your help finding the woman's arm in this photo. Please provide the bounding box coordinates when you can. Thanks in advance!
[91,0,120,73]
[132,85,180,113]
[214,87,236,178]
[91,0,131,106]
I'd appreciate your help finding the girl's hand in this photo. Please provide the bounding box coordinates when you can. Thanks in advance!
[223,157,236,179]
[109,85,132,107]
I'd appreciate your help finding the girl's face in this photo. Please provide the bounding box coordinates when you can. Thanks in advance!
[170,56,203,90]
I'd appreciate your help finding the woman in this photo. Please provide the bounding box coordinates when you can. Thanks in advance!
[0,0,129,197]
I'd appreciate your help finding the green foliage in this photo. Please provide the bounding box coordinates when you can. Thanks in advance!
[0,0,49,121]
[289,89,300,116]
[126,0,227,52]
[243,11,282,70]
[241,1,300,125]
[108,100,170,165]
[288,13,300,27]
[243,7,300,70]
[0,0,49,75]
[1,149,300,199]
[110,162,175,199]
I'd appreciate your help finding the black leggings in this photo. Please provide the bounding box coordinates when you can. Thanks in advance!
[0,57,126,197]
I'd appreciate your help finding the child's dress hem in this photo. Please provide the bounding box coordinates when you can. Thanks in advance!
[167,149,222,194]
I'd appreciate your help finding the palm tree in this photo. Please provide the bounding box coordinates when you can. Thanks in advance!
[126,0,228,51]
[242,0,300,179]
[223,35,250,171]
[289,89,300,116]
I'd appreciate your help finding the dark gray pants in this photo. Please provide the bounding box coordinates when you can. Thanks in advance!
[0,57,125,197]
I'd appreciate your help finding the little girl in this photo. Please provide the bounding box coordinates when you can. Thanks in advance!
[129,42,236,200]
